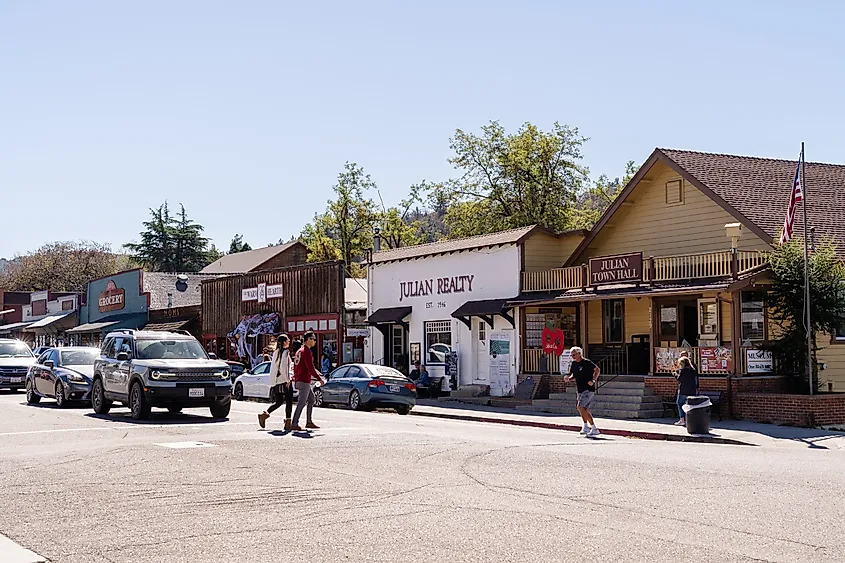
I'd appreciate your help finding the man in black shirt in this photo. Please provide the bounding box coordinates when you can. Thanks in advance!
[564,346,601,437]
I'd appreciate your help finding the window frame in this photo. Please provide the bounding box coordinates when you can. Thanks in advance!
[602,299,625,344]
[424,320,453,364]
[740,290,767,343]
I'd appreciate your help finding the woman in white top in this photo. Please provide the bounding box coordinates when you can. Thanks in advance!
[258,334,294,430]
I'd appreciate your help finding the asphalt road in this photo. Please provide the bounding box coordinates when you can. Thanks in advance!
[0,390,843,563]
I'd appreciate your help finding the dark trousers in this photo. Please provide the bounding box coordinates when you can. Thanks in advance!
[267,383,293,418]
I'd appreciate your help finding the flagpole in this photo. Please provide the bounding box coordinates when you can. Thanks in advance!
[801,143,813,395]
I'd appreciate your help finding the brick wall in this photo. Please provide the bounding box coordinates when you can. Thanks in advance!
[645,376,786,419]
[733,393,845,426]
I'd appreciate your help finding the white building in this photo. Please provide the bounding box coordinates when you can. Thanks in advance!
[21,291,81,347]
[366,226,585,396]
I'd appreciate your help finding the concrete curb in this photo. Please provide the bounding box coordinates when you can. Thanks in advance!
[409,409,755,446]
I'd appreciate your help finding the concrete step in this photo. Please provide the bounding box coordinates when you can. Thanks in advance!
[593,381,649,390]
[590,375,646,383]
[532,395,663,407]
[516,404,664,419]
[451,385,490,398]
[551,387,654,398]
[437,396,491,406]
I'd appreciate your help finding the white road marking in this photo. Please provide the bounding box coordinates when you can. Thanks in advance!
[154,441,217,449]
[0,427,109,437]
[0,532,46,563]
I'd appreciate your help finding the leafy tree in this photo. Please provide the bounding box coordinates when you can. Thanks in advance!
[573,160,639,229]
[228,234,252,254]
[301,162,379,276]
[0,241,135,292]
[125,203,213,272]
[765,239,845,392]
[376,182,428,249]
[433,121,589,236]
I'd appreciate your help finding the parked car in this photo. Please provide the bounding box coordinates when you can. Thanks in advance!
[90,329,232,420]
[32,346,51,357]
[315,364,416,415]
[232,361,316,402]
[225,360,246,383]
[0,339,37,391]
[26,347,99,407]
[428,343,451,363]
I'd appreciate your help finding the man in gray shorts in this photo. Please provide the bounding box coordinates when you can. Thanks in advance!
[564,346,601,436]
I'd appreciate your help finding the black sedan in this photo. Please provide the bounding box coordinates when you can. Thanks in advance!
[26,347,99,407]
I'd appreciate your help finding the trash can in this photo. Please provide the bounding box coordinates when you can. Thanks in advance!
[683,396,712,435]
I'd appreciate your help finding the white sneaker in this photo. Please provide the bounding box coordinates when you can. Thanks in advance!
[588,427,601,437]
[580,425,590,435]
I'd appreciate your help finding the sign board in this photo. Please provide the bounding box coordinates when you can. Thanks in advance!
[654,347,684,372]
[488,331,512,395]
[589,252,643,286]
[746,349,773,373]
[346,327,370,337]
[257,283,266,304]
[342,342,354,363]
[542,327,565,355]
[241,288,258,302]
[266,284,283,299]
[699,347,733,373]
[558,349,573,375]
[242,284,282,302]
[98,281,125,313]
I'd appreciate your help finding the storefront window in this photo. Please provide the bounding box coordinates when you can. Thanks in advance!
[524,307,580,349]
[741,291,765,341]
[603,299,624,344]
[425,320,452,363]
[660,305,677,339]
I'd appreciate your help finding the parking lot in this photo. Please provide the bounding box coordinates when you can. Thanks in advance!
[1,391,844,563]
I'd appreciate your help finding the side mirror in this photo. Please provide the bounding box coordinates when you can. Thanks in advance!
[43,360,55,369]
[208,352,218,359]
[116,352,130,362]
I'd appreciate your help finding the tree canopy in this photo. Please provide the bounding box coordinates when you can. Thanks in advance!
[0,241,134,292]
[124,203,215,272]
[229,234,252,254]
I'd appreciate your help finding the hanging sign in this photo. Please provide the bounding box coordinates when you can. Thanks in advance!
[589,252,643,285]
[242,284,282,302]
[98,280,125,313]
[559,349,573,375]
[746,349,773,373]
[542,327,565,355]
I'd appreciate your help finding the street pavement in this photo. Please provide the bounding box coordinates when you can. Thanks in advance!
[0,390,843,563]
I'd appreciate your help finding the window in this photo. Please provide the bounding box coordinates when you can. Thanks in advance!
[478,319,486,342]
[252,362,270,375]
[36,352,51,364]
[425,320,452,363]
[603,299,624,344]
[741,291,766,341]
[105,338,120,359]
[391,325,404,361]
[135,339,206,360]
[666,179,684,205]
[660,305,678,339]
[329,366,349,380]
[61,350,98,366]
[346,366,365,379]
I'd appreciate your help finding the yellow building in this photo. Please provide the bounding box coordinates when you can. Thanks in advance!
[516,148,845,394]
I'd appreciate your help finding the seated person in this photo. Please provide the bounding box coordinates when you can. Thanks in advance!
[416,365,431,387]
[409,361,422,381]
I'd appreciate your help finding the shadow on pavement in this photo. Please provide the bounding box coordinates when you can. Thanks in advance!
[85,412,227,425]
[19,400,90,410]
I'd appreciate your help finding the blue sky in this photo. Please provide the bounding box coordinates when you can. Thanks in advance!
[2,0,844,259]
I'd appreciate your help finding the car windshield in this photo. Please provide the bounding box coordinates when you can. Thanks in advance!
[135,339,208,360]
[367,366,406,380]
[0,342,34,358]
[61,350,98,366]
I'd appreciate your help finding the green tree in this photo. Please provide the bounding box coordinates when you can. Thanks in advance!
[765,239,845,392]
[433,121,590,236]
[125,203,213,272]
[228,234,252,254]
[376,182,428,249]
[301,162,379,276]
[0,241,135,292]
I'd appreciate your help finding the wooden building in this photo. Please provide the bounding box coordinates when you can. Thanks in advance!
[200,241,308,274]
[201,261,346,368]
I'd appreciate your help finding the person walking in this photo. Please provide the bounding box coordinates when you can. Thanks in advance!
[564,346,601,437]
[291,331,325,431]
[674,356,699,426]
[258,335,294,430]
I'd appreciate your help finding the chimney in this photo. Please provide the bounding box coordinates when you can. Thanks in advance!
[373,226,382,252]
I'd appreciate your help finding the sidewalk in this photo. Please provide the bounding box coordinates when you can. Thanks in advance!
[412,400,845,450]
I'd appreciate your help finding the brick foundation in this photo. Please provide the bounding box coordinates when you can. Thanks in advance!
[732,393,845,426]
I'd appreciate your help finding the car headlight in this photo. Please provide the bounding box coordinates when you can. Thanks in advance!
[215,370,230,380]
[67,372,84,382]
[150,370,163,380]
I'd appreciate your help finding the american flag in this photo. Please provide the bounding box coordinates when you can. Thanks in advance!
[779,151,804,245]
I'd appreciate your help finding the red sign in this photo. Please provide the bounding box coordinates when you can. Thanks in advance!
[542,327,565,355]
[98,280,125,313]
[699,347,733,373]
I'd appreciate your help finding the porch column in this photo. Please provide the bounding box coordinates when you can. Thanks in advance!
[649,297,656,375]
[580,301,589,357]
[730,290,742,376]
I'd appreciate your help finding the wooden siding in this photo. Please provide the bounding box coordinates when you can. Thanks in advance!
[817,337,845,391]
[202,261,345,336]
[523,232,585,272]
[588,300,603,343]
[257,245,309,271]
[582,161,770,260]
[625,297,650,342]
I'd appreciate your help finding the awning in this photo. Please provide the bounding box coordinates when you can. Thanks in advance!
[509,280,733,308]
[0,321,34,334]
[367,307,412,325]
[143,319,193,332]
[25,311,78,331]
[0,309,15,316]
[451,298,515,329]
[66,321,119,334]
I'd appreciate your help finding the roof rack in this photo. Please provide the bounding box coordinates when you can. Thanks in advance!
[111,329,135,335]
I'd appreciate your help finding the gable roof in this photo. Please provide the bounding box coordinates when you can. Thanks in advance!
[568,148,845,263]
[370,226,588,265]
[200,241,305,274]
[142,272,223,310]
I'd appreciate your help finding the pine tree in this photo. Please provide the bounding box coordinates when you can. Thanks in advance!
[125,203,213,272]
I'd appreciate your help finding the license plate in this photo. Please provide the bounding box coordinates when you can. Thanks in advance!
[188,388,205,398]
[388,385,400,393]
[11,377,22,384]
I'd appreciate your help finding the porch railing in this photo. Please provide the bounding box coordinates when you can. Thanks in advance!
[521,348,561,374]
[521,250,767,292]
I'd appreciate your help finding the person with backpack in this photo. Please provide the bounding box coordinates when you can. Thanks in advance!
[258,335,296,431]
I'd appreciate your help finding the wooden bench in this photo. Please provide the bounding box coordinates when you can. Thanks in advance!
[416,377,444,399]
[663,391,724,420]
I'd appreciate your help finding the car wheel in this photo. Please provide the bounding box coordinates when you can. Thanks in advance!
[209,398,231,419]
[314,388,324,408]
[91,378,111,414]
[348,390,363,411]
[25,379,41,404]
[233,382,244,401]
[55,382,66,408]
[129,382,151,420]
[396,405,411,415]
[167,406,183,414]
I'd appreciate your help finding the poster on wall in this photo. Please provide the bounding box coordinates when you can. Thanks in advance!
[654,347,685,372]
[488,331,512,394]
[699,347,733,373]
[558,349,573,375]
[445,351,459,391]
[342,342,354,363]
[409,342,421,364]
[746,349,773,373]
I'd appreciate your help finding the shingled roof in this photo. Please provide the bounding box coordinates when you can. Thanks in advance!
[658,148,845,255]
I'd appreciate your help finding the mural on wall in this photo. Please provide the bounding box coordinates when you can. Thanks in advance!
[227,312,281,367]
